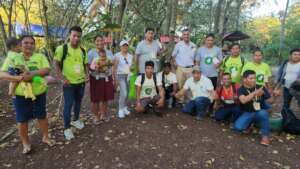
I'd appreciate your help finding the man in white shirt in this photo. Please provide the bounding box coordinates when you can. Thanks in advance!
[135,27,163,74]
[175,66,215,120]
[135,61,165,116]
[275,48,300,109]
[172,29,197,103]
[158,62,178,108]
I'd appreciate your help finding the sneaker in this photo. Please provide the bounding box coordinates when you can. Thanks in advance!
[71,120,85,130]
[123,107,130,116]
[64,128,74,140]
[118,109,125,118]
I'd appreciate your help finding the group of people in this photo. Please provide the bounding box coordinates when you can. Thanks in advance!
[1,25,300,154]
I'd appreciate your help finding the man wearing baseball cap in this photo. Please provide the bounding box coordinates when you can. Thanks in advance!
[175,66,215,120]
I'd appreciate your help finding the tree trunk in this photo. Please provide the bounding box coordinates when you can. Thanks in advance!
[170,0,178,32]
[235,0,244,30]
[0,15,8,55]
[279,0,290,61]
[214,0,225,36]
[7,0,14,38]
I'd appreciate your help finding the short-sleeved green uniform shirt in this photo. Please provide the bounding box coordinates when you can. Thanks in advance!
[221,55,245,83]
[242,62,272,86]
[54,43,88,84]
[1,52,50,96]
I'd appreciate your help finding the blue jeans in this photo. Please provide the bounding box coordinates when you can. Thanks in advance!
[214,104,241,122]
[63,83,85,129]
[283,87,293,109]
[182,97,211,117]
[234,110,270,136]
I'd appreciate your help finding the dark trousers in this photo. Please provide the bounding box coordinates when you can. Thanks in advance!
[214,104,241,122]
[283,87,293,109]
[63,83,85,129]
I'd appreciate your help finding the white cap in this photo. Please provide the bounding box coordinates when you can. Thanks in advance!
[119,40,129,47]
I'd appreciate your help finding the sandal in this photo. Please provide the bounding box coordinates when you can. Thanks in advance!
[260,137,270,146]
[22,144,32,154]
[93,118,102,125]
[42,138,56,147]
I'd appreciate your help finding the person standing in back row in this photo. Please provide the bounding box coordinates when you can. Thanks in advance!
[221,43,245,84]
[196,33,222,89]
[54,26,88,140]
[135,27,163,74]
[172,29,197,103]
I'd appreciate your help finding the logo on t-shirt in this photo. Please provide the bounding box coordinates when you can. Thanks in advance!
[205,57,213,65]
[145,87,153,95]
[257,74,264,83]
[230,67,238,77]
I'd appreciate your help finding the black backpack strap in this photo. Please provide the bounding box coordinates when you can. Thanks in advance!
[241,56,245,66]
[60,44,68,70]
[162,72,166,88]
[153,73,159,94]
[141,73,145,86]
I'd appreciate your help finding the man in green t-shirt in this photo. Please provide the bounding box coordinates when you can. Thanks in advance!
[54,26,89,140]
[0,36,55,154]
[221,43,245,84]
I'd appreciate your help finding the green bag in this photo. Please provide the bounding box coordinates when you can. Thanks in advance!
[128,65,138,100]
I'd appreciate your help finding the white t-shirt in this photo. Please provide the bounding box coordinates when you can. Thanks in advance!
[172,41,197,67]
[183,76,214,101]
[284,62,300,88]
[157,72,177,87]
[135,74,162,99]
[114,52,133,75]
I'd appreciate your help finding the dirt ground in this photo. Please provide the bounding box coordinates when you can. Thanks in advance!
[0,80,299,169]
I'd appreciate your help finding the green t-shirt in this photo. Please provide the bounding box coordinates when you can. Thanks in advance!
[242,62,272,86]
[1,51,24,71]
[1,52,50,96]
[221,55,245,83]
[54,44,88,84]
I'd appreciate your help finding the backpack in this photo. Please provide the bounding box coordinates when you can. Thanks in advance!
[223,55,245,67]
[281,108,300,135]
[59,44,86,70]
[141,73,159,94]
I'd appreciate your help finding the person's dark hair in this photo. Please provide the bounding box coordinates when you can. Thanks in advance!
[163,62,171,68]
[230,43,240,50]
[145,61,154,68]
[290,48,300,55]
[94,34,104,41]
[243,70,256,78]
[98,49,106,55]
[69,26,82,33]
[20,35,35,43]
[145,27,154,33]
[182,28,190,33]
[6,37,20,50]
[253,48,263,54]
[206,33,215,39]
[222,72,231,78]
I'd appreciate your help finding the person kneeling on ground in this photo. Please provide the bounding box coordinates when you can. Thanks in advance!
[214,73,241,123]
[234,70,271,146]
[135,61,165,116]
[175,67,215,120]
[158,62,178,108]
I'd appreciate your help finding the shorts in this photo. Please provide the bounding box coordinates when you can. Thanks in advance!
[13,93,47,123]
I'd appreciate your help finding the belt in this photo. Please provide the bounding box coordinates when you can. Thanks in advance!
[180,65,194,68]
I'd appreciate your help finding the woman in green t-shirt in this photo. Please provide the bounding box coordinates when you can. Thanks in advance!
[0,35,55,154]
